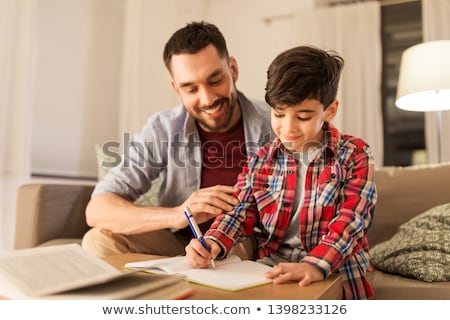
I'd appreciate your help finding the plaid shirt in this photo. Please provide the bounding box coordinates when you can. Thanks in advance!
[205,122,377,299]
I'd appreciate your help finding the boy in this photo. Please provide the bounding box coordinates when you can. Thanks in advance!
[185,46,377,299]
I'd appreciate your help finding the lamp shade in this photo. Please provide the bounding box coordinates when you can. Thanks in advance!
[395,40,450,112]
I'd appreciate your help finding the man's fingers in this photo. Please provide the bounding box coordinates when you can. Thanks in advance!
[186,204,225,224]
[197,186,240,205]
[181,185,240,225]
[186,191,239,214]
[207,185,240,194]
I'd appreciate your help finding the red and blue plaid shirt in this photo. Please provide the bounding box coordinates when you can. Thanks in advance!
[205,122,377,299]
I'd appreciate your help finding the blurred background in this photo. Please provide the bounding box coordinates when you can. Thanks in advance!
[1,0,449,250]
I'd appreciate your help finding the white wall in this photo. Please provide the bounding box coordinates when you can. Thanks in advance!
[30,0,208,178]
[117,0,208,138]
[30,0,314,179]
[31,0,123,178]
[206,0,314,100]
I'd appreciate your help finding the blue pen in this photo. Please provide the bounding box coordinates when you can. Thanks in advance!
[183,207,216,268]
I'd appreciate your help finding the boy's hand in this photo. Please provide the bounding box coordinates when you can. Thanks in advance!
[264,262,324,286]
[185,238,221,268]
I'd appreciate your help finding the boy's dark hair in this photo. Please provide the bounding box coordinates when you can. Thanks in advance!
[265,46,344,109]
[163,21,229,72]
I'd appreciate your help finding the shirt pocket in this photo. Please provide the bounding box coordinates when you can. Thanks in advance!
[251,174,284,241]
[252,174,283,216]
[316,165,347,207]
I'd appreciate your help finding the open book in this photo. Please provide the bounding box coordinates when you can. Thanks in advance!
[0,244,194,300]
[125,254,273,292]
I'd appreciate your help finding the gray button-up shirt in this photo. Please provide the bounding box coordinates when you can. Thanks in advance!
[93,91,273,207]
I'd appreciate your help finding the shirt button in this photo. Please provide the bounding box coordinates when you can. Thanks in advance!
[264,183,270,188]
[331,173,337,179]
[287,170,293,175]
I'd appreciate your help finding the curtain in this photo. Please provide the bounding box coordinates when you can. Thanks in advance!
[422,0,450,163]
[291,1,383,166]
[119,0,182,143]
[0,0,35,251]
[118,0,146,140]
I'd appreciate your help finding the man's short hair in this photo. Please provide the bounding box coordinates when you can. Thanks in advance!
[163,21,229,73]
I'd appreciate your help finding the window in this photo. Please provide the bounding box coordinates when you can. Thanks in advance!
[381,1,423,166]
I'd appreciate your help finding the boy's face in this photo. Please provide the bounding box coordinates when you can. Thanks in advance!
[271,99,338,152]
[169,44,241,133]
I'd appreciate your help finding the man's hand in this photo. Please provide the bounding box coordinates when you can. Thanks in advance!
[175,185,239,229]
[185,238,221,268]
[265,262,324,286]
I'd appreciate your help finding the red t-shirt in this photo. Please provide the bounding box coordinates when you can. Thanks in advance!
[197,118,247,188]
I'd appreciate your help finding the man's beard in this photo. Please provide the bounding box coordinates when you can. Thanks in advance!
[195,94,238,132]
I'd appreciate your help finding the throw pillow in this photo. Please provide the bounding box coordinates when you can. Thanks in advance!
[95,145,161,207]
[370,202,450,282]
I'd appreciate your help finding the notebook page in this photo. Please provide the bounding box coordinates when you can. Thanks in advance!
[125,254,242,274]
[182,260,272,291]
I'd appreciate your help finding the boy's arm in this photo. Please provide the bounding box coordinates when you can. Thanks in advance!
[205,162,259,258]
[302,145,377,276]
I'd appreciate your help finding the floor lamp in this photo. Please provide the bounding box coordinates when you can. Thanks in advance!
[395,40,450,163]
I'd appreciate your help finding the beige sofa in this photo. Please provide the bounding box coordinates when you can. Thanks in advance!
[14,183,94,249]
[366,163,450,299]
[14,163,450,299]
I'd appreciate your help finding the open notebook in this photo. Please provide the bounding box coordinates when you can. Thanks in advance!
[125,254,273,292]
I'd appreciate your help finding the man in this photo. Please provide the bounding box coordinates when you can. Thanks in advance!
[82,21,273,257]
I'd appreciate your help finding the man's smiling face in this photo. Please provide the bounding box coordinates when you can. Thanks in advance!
[170,44,241,133]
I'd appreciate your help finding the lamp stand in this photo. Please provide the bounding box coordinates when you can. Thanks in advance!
[436,109,443,163]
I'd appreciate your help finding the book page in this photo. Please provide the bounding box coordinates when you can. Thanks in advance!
[0,244,123,298]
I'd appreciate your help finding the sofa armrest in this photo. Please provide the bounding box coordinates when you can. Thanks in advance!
[14,183,95,249]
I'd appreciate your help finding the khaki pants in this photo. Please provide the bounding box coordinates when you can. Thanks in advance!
[82,227,256,260]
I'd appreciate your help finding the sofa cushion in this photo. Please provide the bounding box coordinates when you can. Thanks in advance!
[370,203,450,282]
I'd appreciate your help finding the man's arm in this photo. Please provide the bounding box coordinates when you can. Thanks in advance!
[85,185,240,234]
